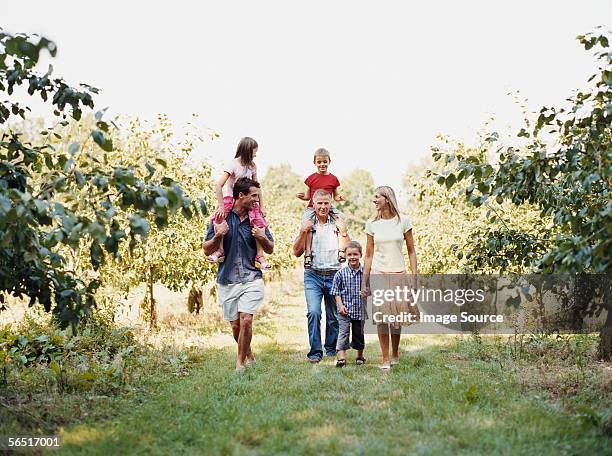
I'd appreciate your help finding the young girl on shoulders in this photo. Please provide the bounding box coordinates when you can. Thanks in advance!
[209,137,271,270]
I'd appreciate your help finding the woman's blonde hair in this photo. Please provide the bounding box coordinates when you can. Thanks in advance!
[372,186,401,223]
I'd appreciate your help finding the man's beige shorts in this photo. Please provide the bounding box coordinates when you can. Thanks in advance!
[217,279,265,321]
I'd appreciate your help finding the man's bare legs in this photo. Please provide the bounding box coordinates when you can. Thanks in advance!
[230,312,255,370]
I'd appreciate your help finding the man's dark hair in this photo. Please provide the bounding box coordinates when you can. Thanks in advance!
[233,177,260,199]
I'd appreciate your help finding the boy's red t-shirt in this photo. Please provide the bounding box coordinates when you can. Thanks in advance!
[305,172,341,207]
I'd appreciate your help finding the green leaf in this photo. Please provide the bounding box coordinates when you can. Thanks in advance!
[92,130,113,152]
[68,141,80,155]
[49,361,61,374]
[74,170,86,187]
[198,198,208,215]
[0,195,12,214]
[129,215,150,237]
[155,196,169,208]
[445,174,456,189]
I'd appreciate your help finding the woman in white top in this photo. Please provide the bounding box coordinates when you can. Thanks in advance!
[362,186,418,371]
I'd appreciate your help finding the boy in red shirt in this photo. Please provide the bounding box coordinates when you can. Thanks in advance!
[296,148,349,268]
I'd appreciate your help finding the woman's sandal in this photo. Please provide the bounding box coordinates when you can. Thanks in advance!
[304,253,313,269]
[356,357,366,365]
[255,255,272,271]
[337,249,346,263]
[336,359,347,368]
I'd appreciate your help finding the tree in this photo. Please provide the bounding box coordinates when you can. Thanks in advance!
[404,143,545,274]
[260,163,302,273]
[0,29,206,328]
[433,30,611,359]
[72,115,217,326]
[336,168,375,242]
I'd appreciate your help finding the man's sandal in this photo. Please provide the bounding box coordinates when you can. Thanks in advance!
[336,359,347,368]
[304,253,313,269]
[356,357,366,365]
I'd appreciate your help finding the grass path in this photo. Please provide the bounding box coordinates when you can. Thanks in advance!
[56,278,609,455]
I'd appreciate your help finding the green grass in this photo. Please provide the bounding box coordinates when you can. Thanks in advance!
[3,275,611,455]
[55,342,609,455]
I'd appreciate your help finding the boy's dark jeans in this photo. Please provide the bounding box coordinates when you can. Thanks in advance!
[336,314,365,351]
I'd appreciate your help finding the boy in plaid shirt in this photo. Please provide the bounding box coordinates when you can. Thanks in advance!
[330,241,367,367]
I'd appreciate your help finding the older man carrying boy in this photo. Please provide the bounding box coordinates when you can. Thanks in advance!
[293,189,350,363]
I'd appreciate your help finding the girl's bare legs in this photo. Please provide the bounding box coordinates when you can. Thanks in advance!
[207,229,225,263]
[254,239,272,270]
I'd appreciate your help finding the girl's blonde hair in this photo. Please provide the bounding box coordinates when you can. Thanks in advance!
[372,186,401,223]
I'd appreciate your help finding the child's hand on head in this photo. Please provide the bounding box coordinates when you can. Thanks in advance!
[296,192,306,200]
[335,193,346,202]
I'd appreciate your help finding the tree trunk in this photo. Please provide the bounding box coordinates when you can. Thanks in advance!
[148,266,157,328]
[187,284,203,315]
[598,307,612,361]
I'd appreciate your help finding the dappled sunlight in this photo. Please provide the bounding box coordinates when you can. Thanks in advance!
[60,427,107,446]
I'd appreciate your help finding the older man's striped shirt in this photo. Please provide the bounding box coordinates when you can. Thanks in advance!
[330,265,366,320]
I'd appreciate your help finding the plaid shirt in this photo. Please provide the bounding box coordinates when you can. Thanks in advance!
[330,265,366,320]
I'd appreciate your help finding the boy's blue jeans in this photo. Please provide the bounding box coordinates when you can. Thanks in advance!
[304,269,339,360]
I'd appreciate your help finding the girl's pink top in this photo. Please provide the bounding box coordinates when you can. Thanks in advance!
[222,158,256,197]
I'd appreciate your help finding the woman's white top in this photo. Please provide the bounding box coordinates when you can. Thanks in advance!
[365,215,413,273]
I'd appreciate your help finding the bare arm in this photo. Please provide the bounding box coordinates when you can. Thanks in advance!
[203,222,229,256]
[252,171,265,213]
[252,227,274,254]
[296,185,310,201]
[333,187,345,202]
[361,234,374,296]
[335,295,347,316]
[335,216,350,239]
[214,172,231,218]
[404,229,418,287]
[292,219,314,257]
